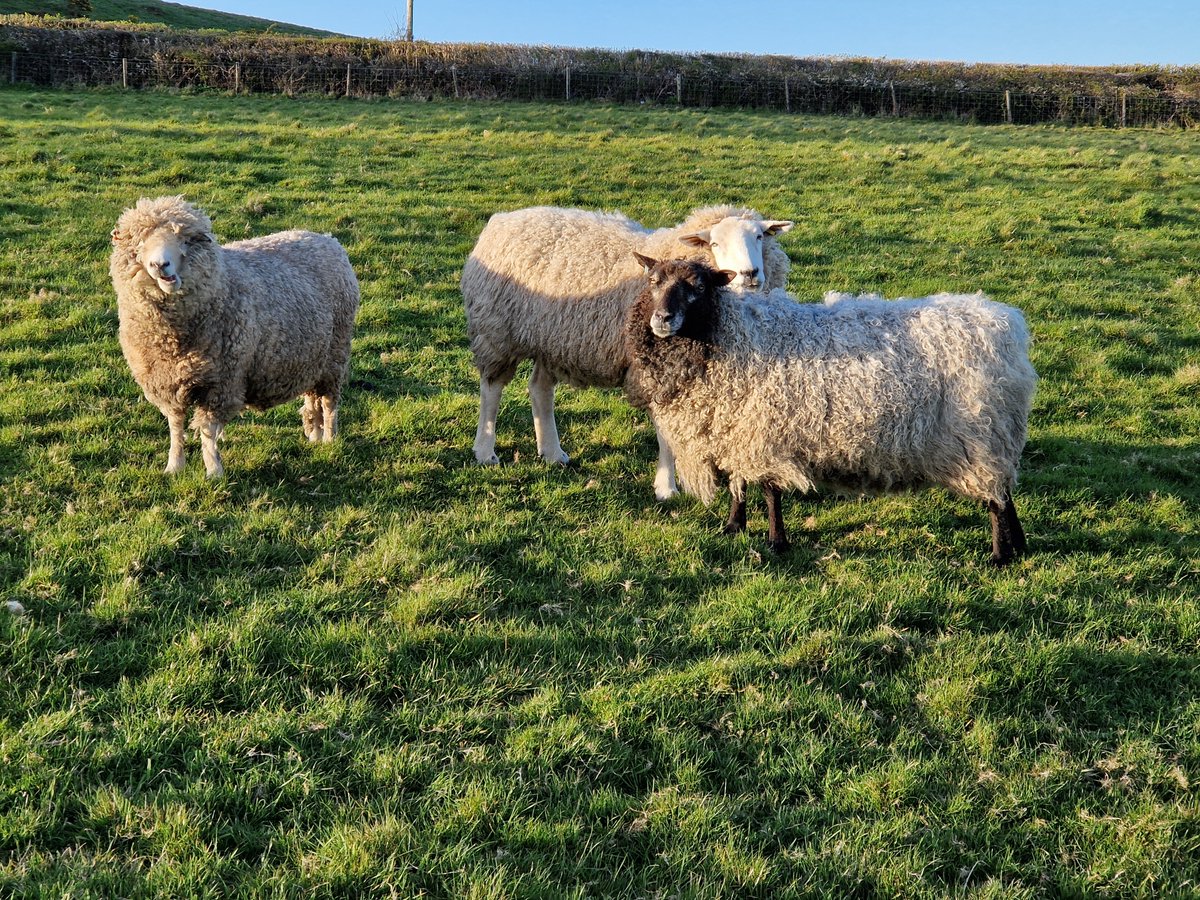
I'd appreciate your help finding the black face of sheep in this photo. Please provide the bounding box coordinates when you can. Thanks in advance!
[632,253,734,339]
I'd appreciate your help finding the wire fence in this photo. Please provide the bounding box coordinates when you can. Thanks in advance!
[7,49,1200,128]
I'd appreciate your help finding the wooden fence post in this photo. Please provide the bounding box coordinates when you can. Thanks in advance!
[1120,88,1127,127]
[565,66,570,101]
[452,64,459,98]
[10,51,15,85]
[345,63,352,98]
[890,80,898,116]
[784,76,790,113]
[676,73,682,104]
[1004,89,1013,124]
[121,57,128,88]
[234,61,240,94]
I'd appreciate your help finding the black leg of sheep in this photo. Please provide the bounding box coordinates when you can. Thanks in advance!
[988,494,1027,566]
[723,495,747,535]
[764,483,790,554]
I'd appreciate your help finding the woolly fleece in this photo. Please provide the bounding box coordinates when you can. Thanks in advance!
[462,204,790,390]
[625,282,1037,508]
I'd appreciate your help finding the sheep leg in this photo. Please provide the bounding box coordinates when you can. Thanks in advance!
[652,421,678,500]
[164,408,187,474]
[473,376,506,465]
[529,361,569,465]
[723,476,747,534]
[723,495,747,534]
[988,494,1026,566]
[302,394,323,442]
[196,413,225,479]
[764,482,790,553]
[320,396,338,443]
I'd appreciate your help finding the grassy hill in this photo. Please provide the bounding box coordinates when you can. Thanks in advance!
[0,0,341,36]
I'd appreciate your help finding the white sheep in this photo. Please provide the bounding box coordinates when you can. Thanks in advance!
[462,204,793,499]
[624,256,1036,564]
[110,196,360,478]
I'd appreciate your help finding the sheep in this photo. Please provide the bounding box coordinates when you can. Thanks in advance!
[110,196,360,478]
[623,256,1036,565]
[462,204,793,500]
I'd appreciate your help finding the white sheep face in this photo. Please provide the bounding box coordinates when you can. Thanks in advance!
[138,226,190,294]
[681,216,793,292]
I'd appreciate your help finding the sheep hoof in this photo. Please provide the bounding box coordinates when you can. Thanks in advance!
[475,451,501,466]
[767,539,791,555]
[540,450,570,466]
[653,473,678,501]
[164,461,186,475]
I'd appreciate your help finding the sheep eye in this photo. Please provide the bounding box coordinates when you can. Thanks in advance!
[710,242,719,249]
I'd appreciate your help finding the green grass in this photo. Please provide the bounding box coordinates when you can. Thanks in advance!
[1,85,1199,898]
[0,0,340,35]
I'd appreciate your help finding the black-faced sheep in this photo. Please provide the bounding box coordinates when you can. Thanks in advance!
[110,196,360,477]
[623,256,1036,565]
[461,204,792,500]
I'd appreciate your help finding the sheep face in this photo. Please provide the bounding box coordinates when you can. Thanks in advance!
[679,216,792,293]
[136,225,210,295]
[634,253,734,338]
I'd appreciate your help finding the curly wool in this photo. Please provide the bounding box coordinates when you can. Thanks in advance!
[111,196,359,468]
[462,205,789,388]
[627,286,1037,507]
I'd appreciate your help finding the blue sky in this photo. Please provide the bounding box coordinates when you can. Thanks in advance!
[215,1,1198,66]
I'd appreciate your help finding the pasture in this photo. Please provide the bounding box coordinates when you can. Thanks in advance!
[1,86,1198,897]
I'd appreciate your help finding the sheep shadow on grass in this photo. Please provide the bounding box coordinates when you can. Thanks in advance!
[600,433,1200,568]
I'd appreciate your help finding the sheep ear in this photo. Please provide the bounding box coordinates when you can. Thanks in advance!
[713,270,737,287]
[633,251,659,272]
[110,228,122,244]
[763,220,794,236]
[679,230,711,248]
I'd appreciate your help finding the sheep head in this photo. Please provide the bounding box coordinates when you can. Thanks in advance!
[111,196,215,297]
[633,253,733,339]
[679,215,792,293]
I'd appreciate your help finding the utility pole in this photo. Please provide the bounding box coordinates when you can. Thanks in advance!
[405,0,413,41]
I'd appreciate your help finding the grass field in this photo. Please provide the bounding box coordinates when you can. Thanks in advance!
[1,85,1198,898]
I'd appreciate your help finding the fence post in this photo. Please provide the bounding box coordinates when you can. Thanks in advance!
[11,51,17,85]
[345,63,352,98]
[121,57,128,89]
[452,64,459,98]
[676,73,682,104]
[565,66,570,101]
[1004,89,1013,124]
[1119,88,1127,127]
[890,80,898,116]
[784,76,790,113]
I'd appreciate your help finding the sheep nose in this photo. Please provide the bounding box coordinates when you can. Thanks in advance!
[741,268,759,282]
